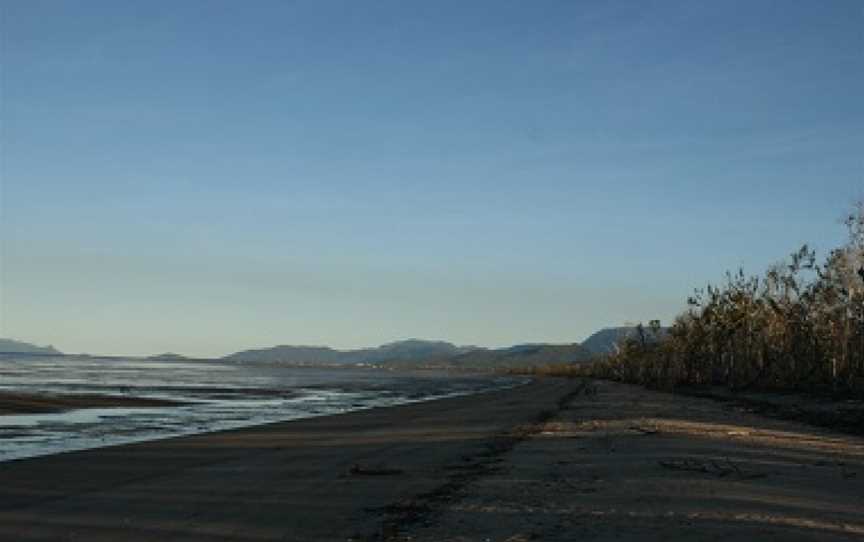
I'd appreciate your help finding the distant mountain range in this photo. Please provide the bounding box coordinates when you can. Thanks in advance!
[224,326,668,368]
[419,343,594,369]
[223,339,475,365]
[224,339,595,369]
[0,338,62,355]
[3,325,667,368]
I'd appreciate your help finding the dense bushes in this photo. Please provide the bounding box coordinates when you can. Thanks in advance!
[590,202,864,397]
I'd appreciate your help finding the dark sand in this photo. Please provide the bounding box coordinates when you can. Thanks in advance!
[0,378,573,541]
[1,379,862,541]
[406,380,864,542]
[0,392,187,415]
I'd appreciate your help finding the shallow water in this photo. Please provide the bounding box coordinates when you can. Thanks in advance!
[0,354,521,462]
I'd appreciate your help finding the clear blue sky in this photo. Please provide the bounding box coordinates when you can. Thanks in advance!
[1,1,862,357]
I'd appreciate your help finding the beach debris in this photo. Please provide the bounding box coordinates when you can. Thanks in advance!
[348,463,404,476]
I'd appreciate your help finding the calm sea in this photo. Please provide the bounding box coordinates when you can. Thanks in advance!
[0,353,521,462]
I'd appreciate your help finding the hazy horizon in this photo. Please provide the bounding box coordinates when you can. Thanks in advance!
[0,333,599,359]
[2,1,862,358]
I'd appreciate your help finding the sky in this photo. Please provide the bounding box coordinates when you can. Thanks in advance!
[1,0,862,357]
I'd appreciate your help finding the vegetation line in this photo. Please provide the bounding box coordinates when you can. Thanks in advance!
[517,202,864,399]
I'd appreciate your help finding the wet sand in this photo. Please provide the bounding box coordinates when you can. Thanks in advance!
[0,392,187,415]
[0,378,571,541]
[0,379,862,541]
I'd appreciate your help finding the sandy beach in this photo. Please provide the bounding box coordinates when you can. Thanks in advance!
[1,378,862,541]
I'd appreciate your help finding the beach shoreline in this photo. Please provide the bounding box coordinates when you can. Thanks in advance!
[0,377,572,541]
[1,378,862,541]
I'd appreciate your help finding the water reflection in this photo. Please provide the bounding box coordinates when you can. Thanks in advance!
[0,354,520,461]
